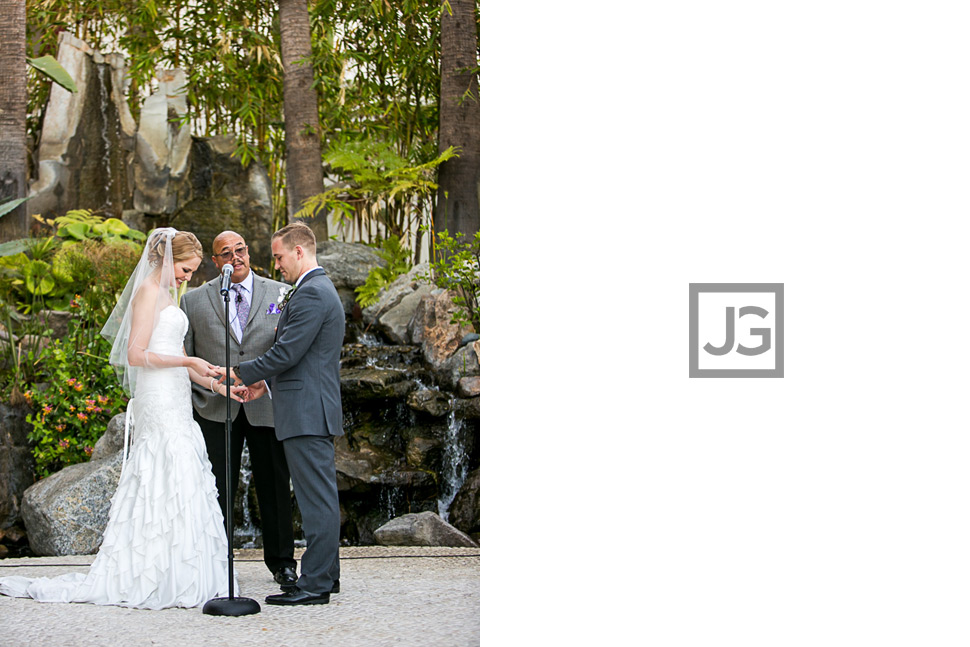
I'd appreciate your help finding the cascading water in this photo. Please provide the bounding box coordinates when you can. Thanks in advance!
[232,443,259,549]
[437,411,470,522]
[96,64,115,214]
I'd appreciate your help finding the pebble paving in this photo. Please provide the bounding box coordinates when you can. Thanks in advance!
[0,546,480,647]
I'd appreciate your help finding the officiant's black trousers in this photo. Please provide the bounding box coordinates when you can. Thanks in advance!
[194,407,297,574]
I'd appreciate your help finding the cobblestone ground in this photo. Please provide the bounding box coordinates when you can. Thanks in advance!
[0,546,480,647]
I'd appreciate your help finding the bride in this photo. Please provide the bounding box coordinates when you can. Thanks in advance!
[0,228,245,609]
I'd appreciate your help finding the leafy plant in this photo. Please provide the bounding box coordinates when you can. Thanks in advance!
[34,210,146,245]
[25,294,129,477]
[295,140,456,261]
[421,227,479,333]
[355,235,413,307]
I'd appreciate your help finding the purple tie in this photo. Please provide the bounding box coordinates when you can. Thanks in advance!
[231,284,250,334]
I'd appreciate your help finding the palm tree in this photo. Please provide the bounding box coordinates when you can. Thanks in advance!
[434,0,479,239]
[0,0,27,241]
[280,0,327,240]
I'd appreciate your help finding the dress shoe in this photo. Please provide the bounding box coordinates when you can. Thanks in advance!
[274,566,298,592]
[265,589,330,606]
[330,579,340,594]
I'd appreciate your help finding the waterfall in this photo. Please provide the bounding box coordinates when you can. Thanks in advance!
[232,443,259,549]
[96,64,115,214]
[437,411,469,522]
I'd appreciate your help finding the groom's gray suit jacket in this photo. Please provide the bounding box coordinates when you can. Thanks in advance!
[237,268,344,440]
[180,273,289,427]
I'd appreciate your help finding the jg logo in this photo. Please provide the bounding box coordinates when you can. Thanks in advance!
[689,283,784,378]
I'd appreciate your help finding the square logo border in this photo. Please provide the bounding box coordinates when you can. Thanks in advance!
[689,283,784,378]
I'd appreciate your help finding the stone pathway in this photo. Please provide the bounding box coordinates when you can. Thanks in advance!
[0,546,479,646]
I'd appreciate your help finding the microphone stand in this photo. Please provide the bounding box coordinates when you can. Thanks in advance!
[204,281,260,617]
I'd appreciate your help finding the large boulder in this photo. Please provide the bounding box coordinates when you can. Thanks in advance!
[316,240,384,315]
[90,411,127,461]
[408,290,479,388]
[0,404,36,529]
[21,452,122,555]
[374,511,477,547]
[362,264,433,344]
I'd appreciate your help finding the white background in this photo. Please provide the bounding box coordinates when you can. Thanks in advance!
[488,2,970,645]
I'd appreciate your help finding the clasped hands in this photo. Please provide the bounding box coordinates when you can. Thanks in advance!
[211,366,267,403]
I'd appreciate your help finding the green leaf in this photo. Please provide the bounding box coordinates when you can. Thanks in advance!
[0,239,30,257]
[28,55,78,93]
[0,197,28,219]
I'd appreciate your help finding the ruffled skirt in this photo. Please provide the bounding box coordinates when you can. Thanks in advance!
[0,366,234,609]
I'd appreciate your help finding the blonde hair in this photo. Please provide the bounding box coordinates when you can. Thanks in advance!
[272,222,316,252]
[146,230,204,266]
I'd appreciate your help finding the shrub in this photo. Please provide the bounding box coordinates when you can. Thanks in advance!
[421,228,480,333]
[25,293,129,477]
[355,235,413,307]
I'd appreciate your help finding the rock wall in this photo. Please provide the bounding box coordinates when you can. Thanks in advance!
[28,33,135,220]
[25,33,276,284]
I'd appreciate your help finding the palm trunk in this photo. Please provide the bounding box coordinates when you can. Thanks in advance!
[0,0,28,241]
[280,0,327,240]
[433,0,479,240]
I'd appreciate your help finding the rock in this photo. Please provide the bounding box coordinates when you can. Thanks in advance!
[28,33,135,220]
[335,435,435,493]
[434,340,480,391]
[316,240,384,314]
[361,264,432,344]
[457,376,480,398]
[36,310,73,338]
[374,511,477,547]
[21,452,122,555]
[170,135,276,285]
[0,404,35,529]
[448,468,480,540]
[452,397,481,420]
[1,525,26,543]
[132,68,193,216]
[405,436,441,468]
[376,283,434,344]
[90,411,127,461]
[340,368,414,402]
[406,389,452,417]
[411,290,477,370]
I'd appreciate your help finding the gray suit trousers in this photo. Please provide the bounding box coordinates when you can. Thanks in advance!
[284,435,340,594]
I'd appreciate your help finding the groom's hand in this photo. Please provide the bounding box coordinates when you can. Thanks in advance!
[245,380,268,401]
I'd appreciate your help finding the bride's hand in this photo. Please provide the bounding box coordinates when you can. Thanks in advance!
[229,385,251,402]
[188,357,221,378]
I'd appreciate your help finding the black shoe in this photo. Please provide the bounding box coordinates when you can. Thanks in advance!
[274,566,298,592]
[265,589,330,606]
[330,579,340,594]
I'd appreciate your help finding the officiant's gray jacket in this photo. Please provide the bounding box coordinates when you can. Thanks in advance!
[237,268,345,441]
[180,273,289,427]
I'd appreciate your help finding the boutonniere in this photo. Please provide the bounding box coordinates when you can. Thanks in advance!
[278,286,296,311]
[265,286,291,315]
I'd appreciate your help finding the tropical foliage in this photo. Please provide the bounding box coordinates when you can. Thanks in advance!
[421,227,479,333]
[24,0,451,242]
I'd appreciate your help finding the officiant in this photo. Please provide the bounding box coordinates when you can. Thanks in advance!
[180,230,299,592]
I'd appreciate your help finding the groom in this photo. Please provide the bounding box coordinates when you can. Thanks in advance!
[180,231,298,591]
[228,222,344,606]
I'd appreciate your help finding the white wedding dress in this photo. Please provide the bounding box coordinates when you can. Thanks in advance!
[0,306,233,609]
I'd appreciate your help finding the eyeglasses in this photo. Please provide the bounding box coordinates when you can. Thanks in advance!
[216,245,248,262]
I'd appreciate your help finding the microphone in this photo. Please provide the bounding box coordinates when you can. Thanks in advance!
[219,263,234,296]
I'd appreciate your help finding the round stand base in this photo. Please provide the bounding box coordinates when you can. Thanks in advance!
[203,596,261,616]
